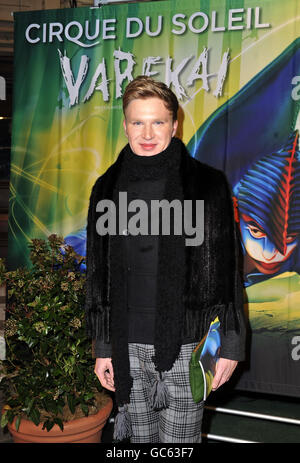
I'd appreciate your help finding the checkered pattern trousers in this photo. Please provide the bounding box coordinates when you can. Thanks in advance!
[127,343,204,443]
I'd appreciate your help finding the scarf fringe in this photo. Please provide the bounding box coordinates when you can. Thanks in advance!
[113,404,133,441]
[184,299,241,341]
[149,372,169,411]
[184,305,217,341]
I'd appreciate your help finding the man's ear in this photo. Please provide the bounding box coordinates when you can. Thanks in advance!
[123,119,128,138]
[172,119,178,137]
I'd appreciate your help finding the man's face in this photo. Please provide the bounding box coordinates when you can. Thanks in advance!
[123,97,178,156]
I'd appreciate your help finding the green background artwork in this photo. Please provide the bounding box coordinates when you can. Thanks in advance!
[8,0,300,395]
[9,0,299,268]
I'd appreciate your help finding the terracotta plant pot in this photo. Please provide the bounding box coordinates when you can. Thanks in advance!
[7,396,113,443]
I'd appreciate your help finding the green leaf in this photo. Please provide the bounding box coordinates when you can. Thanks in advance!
[43,399,57,415]
[42,420,54,432]
[26,397,35,413]
[80,403,89,417]
[15,415,21,432]
[67,394,75,415]
[76,366,84,383]
[53,418,64,432]
[7,409,15,424]
[57,404,64,416]
[29,407,40,426]
[1,411,8,428]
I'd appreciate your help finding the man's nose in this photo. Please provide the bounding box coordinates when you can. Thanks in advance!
[143,123,154,139]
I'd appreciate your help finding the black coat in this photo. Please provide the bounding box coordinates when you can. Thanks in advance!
[85,137,245,406]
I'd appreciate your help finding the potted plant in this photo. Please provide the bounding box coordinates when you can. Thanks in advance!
[0,235,113,443]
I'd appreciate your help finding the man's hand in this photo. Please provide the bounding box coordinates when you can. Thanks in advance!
[94,358,115,392]
[211,357,238,391]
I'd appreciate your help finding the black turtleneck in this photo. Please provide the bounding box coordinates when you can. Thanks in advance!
[126,179,165,343]
[122,143,173,344]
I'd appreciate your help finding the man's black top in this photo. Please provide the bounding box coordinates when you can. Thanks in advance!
[94,148,244,361]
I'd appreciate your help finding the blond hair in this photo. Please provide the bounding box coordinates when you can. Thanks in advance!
[123,76,179,121]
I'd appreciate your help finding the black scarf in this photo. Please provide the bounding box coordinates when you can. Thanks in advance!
[110,139,186,408]
[85,137,243,420]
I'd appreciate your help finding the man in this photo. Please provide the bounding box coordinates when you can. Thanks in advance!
[85,76,246,443]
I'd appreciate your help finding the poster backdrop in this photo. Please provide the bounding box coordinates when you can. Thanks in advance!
[9,0,300,396]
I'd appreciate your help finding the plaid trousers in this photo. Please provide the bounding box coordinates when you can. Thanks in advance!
[127,343,204,443]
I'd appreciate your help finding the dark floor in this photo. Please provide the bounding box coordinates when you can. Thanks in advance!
[2,389,300,443]
[202,387,300,443]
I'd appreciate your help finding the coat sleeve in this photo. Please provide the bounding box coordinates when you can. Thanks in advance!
[93,339,112,358]
[218,171,247,361]
[84,175,110,341]
[84,180,97,338]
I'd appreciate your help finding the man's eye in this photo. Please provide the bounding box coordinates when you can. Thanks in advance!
[133,121,142,126]
[155,121,163,125]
